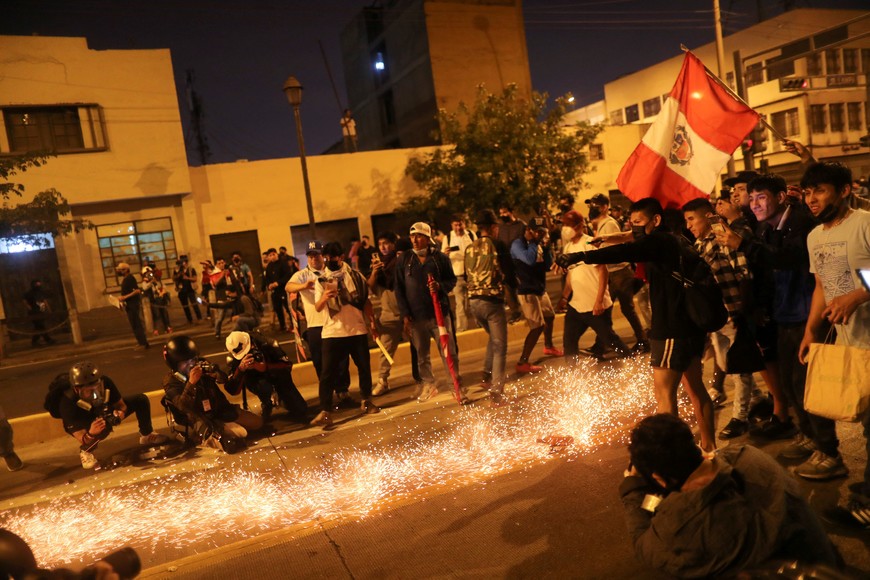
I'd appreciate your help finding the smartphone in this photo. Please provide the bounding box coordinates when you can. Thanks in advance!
[858,268,870,292]
[449,245,460,251]
[708,213,725,235]
[371,253,381,265]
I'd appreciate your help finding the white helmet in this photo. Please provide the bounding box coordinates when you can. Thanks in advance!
[225,331,251,360]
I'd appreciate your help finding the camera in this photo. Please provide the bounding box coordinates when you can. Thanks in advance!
[197,360,218,374]
[94,403,122,428]
[250,349,265,364]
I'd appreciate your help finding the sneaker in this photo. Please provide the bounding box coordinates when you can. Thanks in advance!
[750,415,797,440]
[139,432,169,446]
[708,390,727,408]
[360,399,381,414]
[578,347,606,359]
[372,378,390,397]
[794,451,849,481]
[3,452,23,472]
[748,393,774,422]
[516,362,543,374]
[542,346,564,357]
[80,449,98,469]
[490,391,510,408]
[780,434,817,460]
[334,392,357,410]
[417,384,438,402]
[508,311,523,325]
[718,418,748,440]
[823,496,870,530]
[630,340,651,355]
[310,411,333,427]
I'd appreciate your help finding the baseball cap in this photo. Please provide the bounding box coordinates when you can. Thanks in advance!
[409,222,432,238]
[562,210,583,228]
[116,262,130,271]
[585,193,609,206]
[306,240,324,255]
[529,217,548,231]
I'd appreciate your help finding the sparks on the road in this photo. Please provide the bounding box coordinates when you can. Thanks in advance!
[2,358,667,568]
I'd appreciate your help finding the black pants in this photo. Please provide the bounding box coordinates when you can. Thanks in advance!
[563,306,628,358]
[778,322,839,457]
[177,288,202,323]
[271,290,287,330]
[306,326,350,392]
[150,300,171,332]
[29,312,53,345]
[81,394,154,451]
[319,335,372,412]
[126,301,149,346]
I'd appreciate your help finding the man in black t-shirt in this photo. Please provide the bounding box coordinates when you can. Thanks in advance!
[172,255,203,324]
[59,362,167,469]
[22,279,55,346]
[117,262,149,349]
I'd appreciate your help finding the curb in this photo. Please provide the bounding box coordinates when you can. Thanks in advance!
[9,315,565,447]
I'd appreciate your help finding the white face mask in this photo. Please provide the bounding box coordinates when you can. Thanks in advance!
[413,248,428,257]
[563,227,576,239]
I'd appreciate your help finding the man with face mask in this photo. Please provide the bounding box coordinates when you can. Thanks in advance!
[497,205,526,324]
[116,262,149,350]
[368,231,404,395]
[60,362,167,469]
[586,193,648,354]
[621,414,841,578]
[311,242,380,427]
[557,198,716,453]
[22,279,55,346]
[395,222,460,402]
[797,162,870,529]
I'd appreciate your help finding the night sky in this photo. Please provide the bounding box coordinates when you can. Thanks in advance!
[4,0,867,164]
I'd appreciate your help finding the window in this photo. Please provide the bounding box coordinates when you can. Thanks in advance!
[863,49,870,73]
[725,71,735,90]
[371,43,389,87]
[806,52,822,76]
[3,105,107,154]
[771,108,800,138]
[847,102,863,132]
[766,57,794,81]
[825,50,841,75]
[624,104,639,123]
[745,62,763,87]
[642,96,661,118]
[609,109,624,125]
[843,48,858,74]
[97,218,177,290]
[810,105,827,134]
[589,143,604,161]
[829,103,845,132]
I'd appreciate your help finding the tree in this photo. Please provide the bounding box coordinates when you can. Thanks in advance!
[402,84,602,221]
[0,153,92,245]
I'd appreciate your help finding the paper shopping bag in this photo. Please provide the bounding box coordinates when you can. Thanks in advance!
[804,342,870,422]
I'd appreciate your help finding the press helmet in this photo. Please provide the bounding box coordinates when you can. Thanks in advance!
[225,331,252,361]
[69,361,101,388]
[163,335,199,371]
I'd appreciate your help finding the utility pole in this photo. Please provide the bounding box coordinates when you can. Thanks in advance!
[713,0,735,178]
[186,70,211,166]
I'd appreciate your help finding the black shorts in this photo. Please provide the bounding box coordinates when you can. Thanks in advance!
[753,321,778,362]
[650,337,704,372]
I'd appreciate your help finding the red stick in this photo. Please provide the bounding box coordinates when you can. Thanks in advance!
[428,274,462,403]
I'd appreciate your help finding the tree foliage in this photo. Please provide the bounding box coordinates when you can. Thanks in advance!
[402,84,603,221]
[0,153,92,245]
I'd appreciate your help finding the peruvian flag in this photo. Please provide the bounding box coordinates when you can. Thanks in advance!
[617,52,760,209]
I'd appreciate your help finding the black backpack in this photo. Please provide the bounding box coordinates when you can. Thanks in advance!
[44,372,72,419]
[671,243,728,334]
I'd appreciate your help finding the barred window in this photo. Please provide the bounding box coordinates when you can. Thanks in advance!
[97,218,177,290]
[771,108,800,138]
[624,104,639,123]
[847,102,863,132]
[829,103,845,133]
[3,105,107,154]
[810,105,827,134]
[642,96,661,118]
[589,144,604,161]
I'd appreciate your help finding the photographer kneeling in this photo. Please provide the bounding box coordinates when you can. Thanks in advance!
[58,362,167,469]
[225,331,308,423]
[162,335,263,452]
[621,414,841,578]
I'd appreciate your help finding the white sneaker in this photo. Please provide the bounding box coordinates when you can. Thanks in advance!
[139,432,169,446]
[417,383,438,402]
[80,449,98,469]
[372,378,389,396]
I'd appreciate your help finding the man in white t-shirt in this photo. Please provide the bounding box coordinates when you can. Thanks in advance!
[797,162,870,530]
[586,193,648,354]
[555,211,630,360]
[441,214,475,332]
[285,241,351,410]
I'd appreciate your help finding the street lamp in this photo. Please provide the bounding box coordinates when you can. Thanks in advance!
[283,75,316,239]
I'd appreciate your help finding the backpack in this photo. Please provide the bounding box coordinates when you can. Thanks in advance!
[44,372,72,419]
[671,244,728,333]
[465,236,503,299]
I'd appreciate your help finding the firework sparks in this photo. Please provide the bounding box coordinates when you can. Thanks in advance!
[2,358,664,568]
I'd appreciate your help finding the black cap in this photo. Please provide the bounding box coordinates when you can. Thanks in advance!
[475,209,499,226]
[585,193,609,206]
[529,217,548,231]
[723,171,759,188]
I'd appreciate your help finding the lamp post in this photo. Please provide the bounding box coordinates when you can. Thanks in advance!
[283,75,316,239]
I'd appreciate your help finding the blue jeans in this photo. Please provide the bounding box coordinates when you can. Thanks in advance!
[468,298,507,392]
[410,317,460,387]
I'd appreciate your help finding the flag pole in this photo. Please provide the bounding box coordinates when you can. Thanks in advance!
[680,45,787,142]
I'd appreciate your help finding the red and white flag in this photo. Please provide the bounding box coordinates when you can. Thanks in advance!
[617,52,760,209]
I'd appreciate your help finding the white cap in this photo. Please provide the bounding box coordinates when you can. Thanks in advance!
[225,331,252,360]
[409,222,432,238]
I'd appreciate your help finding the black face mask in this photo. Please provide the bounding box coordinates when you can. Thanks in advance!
[500,215,512,223]
[559,204,571,213]
[588,206,603,220]
[325,260,341,271]
[815,201,841,224]
[631,225,648,241]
